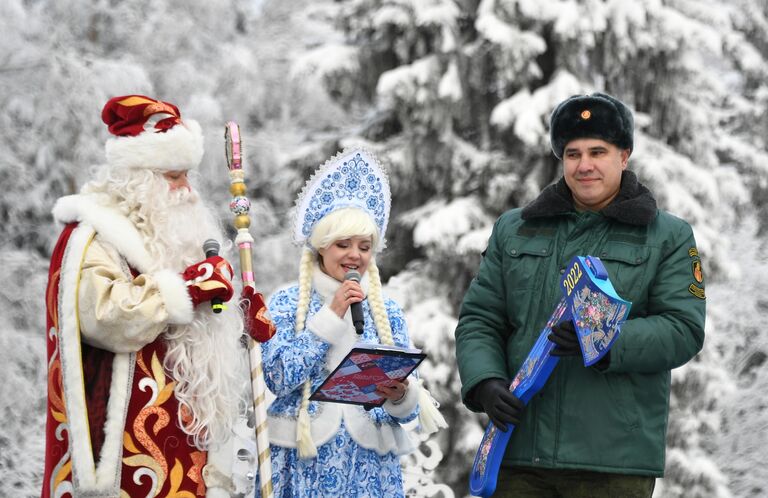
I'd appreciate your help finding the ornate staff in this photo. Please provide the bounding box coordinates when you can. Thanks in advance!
[224,121,273,498]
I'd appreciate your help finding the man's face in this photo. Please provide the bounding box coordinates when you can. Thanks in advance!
[317,236,373,282]
[562,138,629,212]
[163,170,191,191]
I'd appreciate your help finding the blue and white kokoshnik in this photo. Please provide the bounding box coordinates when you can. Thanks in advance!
[292,148,391,251]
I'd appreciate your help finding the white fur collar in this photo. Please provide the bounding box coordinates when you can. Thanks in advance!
[311,262,370,301]
[52,194,155,274]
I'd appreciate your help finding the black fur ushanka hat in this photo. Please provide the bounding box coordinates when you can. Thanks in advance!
[549,93,634,159]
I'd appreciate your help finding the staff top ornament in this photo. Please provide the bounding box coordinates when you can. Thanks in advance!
[292,148,391,252]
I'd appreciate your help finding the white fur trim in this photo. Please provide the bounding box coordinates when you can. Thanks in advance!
[308,264,370,368]
[154,269,194,324]
[58,224,98,488]
[53,194,155,273]
[311,262,370,298]
[105,119,204,171]
[94,354,131,487]
[268,403,341,449]
[58,223,131,494]
[267,402,416,456]
[382,378,419,418]
[306,305,358,369]
[343,404,416,456]
[306,305,347,345]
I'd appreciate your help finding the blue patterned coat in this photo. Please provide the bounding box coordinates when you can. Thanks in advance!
[257,267,419,497]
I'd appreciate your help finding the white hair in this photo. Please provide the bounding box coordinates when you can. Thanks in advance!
[82,167,218,272]
[82,167,247,448]
[308,207,380,253]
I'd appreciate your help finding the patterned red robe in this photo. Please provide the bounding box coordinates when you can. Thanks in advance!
[42,222,207,497]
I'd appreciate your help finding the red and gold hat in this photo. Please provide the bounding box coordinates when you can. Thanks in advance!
[101,95,203,171]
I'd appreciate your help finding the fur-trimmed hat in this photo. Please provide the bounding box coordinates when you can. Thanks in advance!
[549,93,634,159]
[101,95,203,171]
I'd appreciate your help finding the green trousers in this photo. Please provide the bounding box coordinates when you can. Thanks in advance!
[494,467,656,498]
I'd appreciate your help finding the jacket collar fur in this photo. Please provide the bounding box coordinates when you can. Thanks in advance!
[521,170,657,226]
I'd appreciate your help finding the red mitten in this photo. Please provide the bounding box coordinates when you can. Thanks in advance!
[183,256,235,308]
[241,286,276,342]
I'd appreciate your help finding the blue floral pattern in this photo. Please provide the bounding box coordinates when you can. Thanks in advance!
[257,285,416,497]
[260,423,405,498]
[292,149,391,250]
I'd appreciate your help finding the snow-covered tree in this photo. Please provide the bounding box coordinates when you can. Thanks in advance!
[3,0,768,496]
[276,0,768,495]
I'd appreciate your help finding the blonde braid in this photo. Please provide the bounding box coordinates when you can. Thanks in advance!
[295,248,318,458]
[366,261,394,346]
[296,379,317,458]
[295,248,315,333]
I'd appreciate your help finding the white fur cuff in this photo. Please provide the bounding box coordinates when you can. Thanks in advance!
[382,378,419,419]
[307,305,348,345]
[307,305,358,370]
[154,269,194,324]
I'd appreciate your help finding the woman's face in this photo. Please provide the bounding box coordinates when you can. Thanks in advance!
[317,236,373,282]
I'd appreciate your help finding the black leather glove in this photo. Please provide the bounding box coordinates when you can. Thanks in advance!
[471,378,524,431]
[595,350,611,370]
[548,319,581,357]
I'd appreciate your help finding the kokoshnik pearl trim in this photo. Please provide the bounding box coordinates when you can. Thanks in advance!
[292,148,391,252]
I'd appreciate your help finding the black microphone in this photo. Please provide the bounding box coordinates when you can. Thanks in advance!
[345,270,364,334]
[202,239,223,314]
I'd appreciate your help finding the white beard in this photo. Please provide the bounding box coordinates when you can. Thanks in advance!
[126,178,248,449]
[131,183,220,271]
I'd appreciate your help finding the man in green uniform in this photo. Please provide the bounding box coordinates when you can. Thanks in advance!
[454,93,706,497]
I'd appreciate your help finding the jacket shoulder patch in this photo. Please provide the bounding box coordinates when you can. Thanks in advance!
[688,283,705,299]
[688,247,705,299]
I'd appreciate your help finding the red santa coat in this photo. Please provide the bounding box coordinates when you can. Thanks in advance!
[42,195,210,497]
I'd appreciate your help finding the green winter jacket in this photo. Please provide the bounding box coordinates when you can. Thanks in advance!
[455,171,706,476]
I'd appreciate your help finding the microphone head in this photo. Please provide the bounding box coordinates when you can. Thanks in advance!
[344,269,361,283]
[203,238,220,254]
